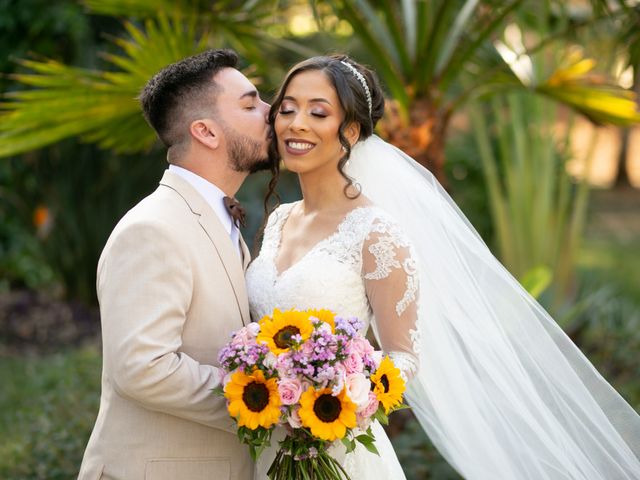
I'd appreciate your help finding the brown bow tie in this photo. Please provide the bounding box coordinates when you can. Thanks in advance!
[223,196,246,228]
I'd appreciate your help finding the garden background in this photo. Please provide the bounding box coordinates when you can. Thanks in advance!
[1,1,639,478]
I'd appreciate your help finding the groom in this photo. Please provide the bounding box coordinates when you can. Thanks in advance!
[78,49,272,480]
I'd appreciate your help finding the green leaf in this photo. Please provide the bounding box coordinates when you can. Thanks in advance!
[520,265,553,299]
[356,435,380,455]
[341,436,356,454]
[373,406,389,425]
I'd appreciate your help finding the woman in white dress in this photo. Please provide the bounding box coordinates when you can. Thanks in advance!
[246,55,640,479]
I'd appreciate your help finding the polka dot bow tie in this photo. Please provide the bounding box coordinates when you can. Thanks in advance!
[223,196,247,228]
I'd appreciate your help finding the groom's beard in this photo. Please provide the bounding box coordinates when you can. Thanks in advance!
[223,124,273,174]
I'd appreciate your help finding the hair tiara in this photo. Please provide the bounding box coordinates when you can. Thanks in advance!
[339,60,372,117]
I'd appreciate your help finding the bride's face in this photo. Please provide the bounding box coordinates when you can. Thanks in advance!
[274,70,348,176]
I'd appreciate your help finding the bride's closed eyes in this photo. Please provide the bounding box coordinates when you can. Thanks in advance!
[279,97,333,118]
[278,107,330,118]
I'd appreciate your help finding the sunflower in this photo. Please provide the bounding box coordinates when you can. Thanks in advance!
[299,387,357,441]
[257,309,314,355]
[224,369,281,430]
[371,356,406,414]
[306,308,336,332]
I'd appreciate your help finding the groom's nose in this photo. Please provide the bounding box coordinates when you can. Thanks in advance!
[259,99,270,121]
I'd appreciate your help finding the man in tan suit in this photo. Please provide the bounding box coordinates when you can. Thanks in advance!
[78,49,272,480]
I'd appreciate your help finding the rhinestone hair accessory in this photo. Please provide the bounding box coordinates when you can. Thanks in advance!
[340,60,372,117]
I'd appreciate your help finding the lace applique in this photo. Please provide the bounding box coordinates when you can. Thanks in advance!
[397,257,419,316]
[388,351,419,381]
[364,219,419,316]
[364,235,401,280]
[409,326,422,355]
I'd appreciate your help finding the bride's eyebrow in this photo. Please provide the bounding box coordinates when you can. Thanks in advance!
[282,95,332,106]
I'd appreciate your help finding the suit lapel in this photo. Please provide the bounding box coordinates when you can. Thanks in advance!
[240,236,251,271]
[159,171,250,326]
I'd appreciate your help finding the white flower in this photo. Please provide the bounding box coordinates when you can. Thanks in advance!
[247,322,261,337]
[264,352,277,369]
[345,373,371,410]
[317,322,332,335]
[287,408,302,429]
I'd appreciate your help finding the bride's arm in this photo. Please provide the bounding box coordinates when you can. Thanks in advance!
[362,217,421,382]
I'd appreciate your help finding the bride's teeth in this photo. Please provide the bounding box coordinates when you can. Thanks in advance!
[288,141,314,150]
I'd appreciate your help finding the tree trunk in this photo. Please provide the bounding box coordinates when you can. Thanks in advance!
[615,127,631,188]
[377,98,450,188]
[614,65,639,189]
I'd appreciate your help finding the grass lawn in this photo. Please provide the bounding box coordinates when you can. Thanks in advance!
[0,345,101,480]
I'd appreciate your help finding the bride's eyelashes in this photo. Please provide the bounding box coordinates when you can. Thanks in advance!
[278,109,329,118]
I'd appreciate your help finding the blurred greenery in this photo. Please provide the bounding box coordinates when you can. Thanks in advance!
[1,1,640,479]
[0,346,102,480]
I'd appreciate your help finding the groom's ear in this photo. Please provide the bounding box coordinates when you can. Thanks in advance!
[190,118,220,150]
[345,122,360,147]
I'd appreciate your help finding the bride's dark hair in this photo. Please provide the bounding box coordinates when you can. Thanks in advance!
[263,54,384,204]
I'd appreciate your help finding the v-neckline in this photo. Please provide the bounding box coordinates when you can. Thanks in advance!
[272,202,371,280]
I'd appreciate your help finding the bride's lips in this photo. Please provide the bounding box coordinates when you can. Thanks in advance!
[283,138,316,156]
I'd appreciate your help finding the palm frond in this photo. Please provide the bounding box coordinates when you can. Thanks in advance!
[0,14,207,157]
[536,51,640,126]
[82,0,206,18]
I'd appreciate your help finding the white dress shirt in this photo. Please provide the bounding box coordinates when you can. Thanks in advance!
[168,165,242,258]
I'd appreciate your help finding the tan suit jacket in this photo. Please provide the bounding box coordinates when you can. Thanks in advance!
[78,171,253,480]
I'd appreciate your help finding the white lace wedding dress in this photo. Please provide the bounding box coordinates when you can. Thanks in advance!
[246,201,422,480]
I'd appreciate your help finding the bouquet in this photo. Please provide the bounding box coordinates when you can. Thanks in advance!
[216,308,408,480]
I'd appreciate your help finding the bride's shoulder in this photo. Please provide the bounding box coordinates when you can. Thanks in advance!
[360,204,413,245]
[265,201,299,228]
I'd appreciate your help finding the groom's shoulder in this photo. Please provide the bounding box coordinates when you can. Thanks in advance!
[121,184,193,225]
[104,185,195,246]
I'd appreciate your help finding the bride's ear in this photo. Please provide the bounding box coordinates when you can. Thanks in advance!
[344,122,361,147]
[190,118,220,150]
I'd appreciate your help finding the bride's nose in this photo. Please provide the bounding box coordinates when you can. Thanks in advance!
[288,112,309,132]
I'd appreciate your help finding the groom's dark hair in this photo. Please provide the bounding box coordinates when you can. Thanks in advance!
[139,49,239,149]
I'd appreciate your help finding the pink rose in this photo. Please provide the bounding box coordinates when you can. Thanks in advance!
[276,352,293,377]
[345,373,371,410]
[278,378,303,405]
[344,352,364,374]
[350,337,374,357]
[231,326,254,346]
[359,391,380,418]
[301,341,315,357]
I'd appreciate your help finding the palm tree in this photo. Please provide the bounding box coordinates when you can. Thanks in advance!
[0,0,316,157]
[319,0,640,184]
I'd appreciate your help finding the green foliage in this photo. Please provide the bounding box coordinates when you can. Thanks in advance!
[0,14,209,157]
[0,157,56,290]
[568,271,640,410]
[389,416,461,480]
[33,141,164,303]
[0,136,164,303]
[468,90,584,307]
[0,0,91,91]
[444,129,493,241]
[0,346,102,480]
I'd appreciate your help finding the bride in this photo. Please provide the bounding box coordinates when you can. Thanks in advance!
[245,55,640,479]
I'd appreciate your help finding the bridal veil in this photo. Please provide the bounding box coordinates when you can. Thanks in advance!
[346,135,640,479]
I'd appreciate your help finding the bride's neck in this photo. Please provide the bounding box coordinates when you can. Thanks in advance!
[297,170,352,214]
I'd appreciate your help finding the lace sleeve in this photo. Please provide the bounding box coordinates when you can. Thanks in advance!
[362,217,421,382]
